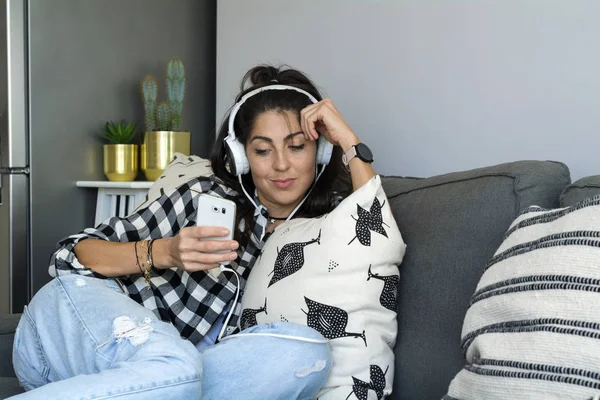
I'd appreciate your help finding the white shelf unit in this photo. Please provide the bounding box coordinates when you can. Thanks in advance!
[76,181,153,226]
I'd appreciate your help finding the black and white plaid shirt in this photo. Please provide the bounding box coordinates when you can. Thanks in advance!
[50,176,276,345]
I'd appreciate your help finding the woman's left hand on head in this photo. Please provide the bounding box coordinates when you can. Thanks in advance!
[300,98,359,152]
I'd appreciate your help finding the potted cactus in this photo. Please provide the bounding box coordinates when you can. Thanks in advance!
[140,57,191,181]
[101,120,139,182]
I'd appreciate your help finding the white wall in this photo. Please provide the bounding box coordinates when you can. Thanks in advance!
[217,0,600,180]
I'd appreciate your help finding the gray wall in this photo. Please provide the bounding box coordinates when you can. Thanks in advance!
[29,0,216,294]
[217,0,600,180]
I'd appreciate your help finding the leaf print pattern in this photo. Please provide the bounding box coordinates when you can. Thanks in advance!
[367,265,399,312]
[346,365,389,400]
[239,298,267,330]
[302,297,367,346]
[347,377,369,400]
[348,197,389,246]
[268,230,321,287]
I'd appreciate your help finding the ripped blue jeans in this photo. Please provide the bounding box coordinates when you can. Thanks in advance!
[10,274,331,400]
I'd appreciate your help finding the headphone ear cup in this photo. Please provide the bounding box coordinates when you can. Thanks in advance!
[316,135,334,166]
[225,136,250,176]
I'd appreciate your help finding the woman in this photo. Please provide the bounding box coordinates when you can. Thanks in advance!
[11,65,377,399]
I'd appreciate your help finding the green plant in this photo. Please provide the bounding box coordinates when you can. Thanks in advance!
[167,57,185,130]
[156,101,172,131]
[101,120,137,144]
[141,56,186,131]
[141,75,158,131]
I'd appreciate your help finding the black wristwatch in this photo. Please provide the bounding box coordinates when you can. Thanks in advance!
[342,143,374,167]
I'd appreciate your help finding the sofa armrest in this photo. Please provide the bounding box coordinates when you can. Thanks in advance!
[0,314,21,377]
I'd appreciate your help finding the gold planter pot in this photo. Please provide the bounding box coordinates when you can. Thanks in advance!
[103,144,139,182]
[141,131,191,181]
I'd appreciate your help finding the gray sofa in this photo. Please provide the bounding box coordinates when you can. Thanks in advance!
[2,159,599,399]
[0,314,22,398]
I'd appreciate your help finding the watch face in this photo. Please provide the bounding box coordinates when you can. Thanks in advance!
[356,143,374,162]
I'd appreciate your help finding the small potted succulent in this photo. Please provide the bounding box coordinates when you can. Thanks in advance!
[101,120,139,182]
[140,56,190,181]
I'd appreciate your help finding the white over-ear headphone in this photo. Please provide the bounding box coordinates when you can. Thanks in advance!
[224,84,334,176]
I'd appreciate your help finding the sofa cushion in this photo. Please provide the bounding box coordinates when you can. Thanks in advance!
[0,313,20,378]
[0,377,23,397]
[445,195,600,399]
[241,176,406,399]
[0,314,22,396]
[381,160,570,400]
[560,175,600,207]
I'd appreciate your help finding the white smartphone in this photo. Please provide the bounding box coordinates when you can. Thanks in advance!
[195,194,237,254]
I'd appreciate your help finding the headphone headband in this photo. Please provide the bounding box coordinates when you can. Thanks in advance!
[227,84,318,137]
[224,83,333,177]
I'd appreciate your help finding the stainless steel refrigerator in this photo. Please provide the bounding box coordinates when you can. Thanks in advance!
[0,0,216,314]
[0,0,29,315]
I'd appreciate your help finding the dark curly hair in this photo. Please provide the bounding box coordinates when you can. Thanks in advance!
[210,65,351,248]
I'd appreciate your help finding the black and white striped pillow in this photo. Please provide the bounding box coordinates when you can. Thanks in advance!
[444,195,600,400]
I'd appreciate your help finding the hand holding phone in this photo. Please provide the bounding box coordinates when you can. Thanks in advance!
[165,194,238,274]
[195,194,236,248]
[195,194,237,277]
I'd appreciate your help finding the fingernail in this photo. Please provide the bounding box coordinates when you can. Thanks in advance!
[222,228,230,235]
[231,242,239,250]
[230,252,238,260]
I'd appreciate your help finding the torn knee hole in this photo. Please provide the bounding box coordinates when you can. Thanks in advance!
[112,316,154,346]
